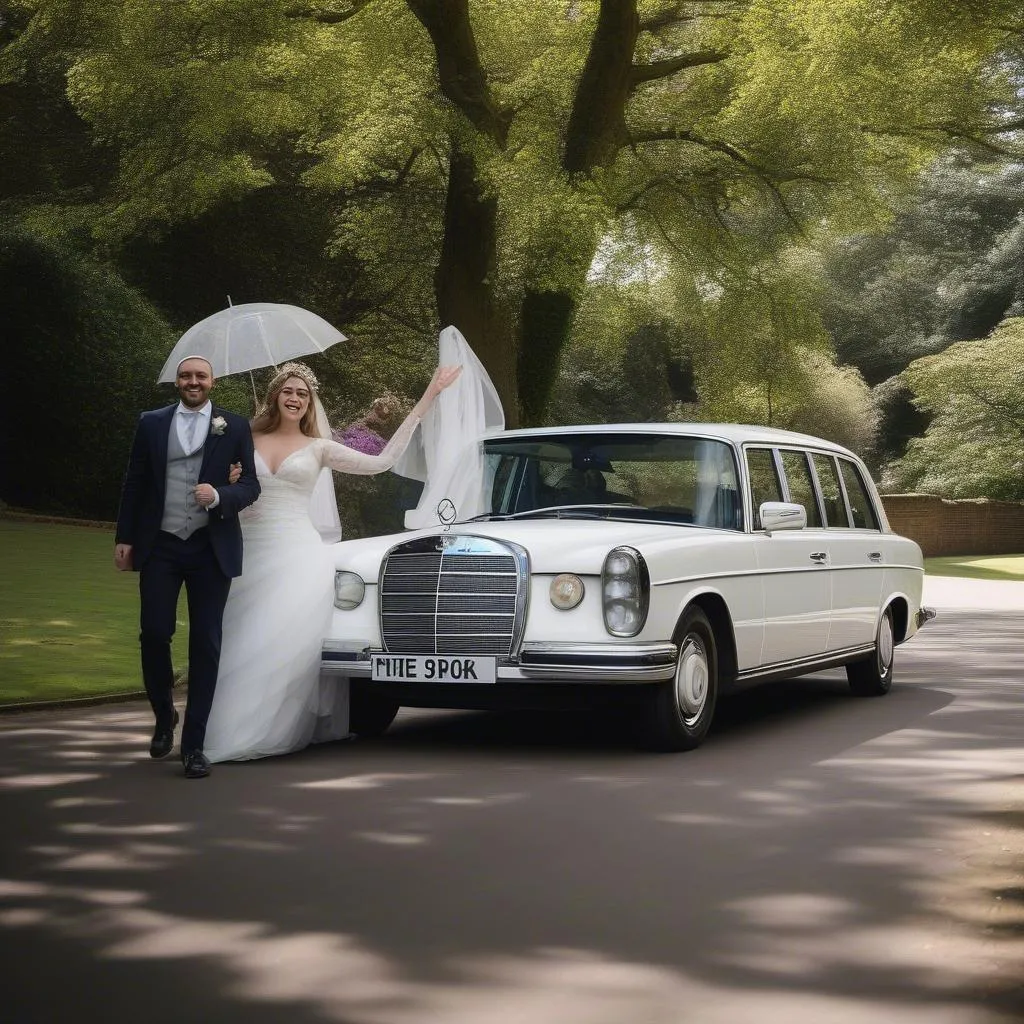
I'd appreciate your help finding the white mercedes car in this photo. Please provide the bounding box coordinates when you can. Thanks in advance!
[321,423,933,751]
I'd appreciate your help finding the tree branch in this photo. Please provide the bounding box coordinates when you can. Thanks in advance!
[960,380,1024,433]
[862,123,1023,158]
[630,127,751,166]
[629,49,729,88]
[639,4,691,33]
[642,0,748,30]
[394,147,422,186]
[405,0,512,146]
[970,116,1024,135]
[629,128,815,232]
[902,114,1024,136]
[284,1,374,24]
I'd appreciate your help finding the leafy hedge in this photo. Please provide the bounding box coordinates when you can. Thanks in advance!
[0,226,176,519]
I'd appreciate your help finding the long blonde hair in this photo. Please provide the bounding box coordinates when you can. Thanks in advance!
[252,362,320,437]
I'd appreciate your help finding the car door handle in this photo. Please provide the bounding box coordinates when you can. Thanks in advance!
[809,551,828,564]
[868,551,883,562]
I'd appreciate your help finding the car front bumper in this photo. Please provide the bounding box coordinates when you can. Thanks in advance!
[321,640,679,683]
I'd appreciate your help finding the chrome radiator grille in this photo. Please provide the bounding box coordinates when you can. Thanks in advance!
[379,535,528,656]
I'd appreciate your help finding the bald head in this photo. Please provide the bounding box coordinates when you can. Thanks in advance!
[175,355,214,377]
[175,356,215,409]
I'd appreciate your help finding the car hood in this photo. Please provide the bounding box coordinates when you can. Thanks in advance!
[332,518,727,578]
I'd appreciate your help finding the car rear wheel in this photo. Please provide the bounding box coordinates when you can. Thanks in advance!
[846,605,894,696]
[638,607,718,751]
[350,687,400,737]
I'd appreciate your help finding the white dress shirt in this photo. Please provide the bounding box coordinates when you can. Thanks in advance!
[175,401,219,508]
[176,400,211,453]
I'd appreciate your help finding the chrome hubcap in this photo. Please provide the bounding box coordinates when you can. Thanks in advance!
[676,635,709,725]
[879,612,894,675]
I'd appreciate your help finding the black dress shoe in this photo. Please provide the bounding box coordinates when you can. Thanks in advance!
[182,750,211,779]
[149,709,179,759]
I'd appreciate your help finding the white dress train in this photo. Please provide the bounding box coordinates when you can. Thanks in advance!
[204,420,420,762]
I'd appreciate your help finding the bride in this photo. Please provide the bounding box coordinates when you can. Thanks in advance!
[203,359,461,765]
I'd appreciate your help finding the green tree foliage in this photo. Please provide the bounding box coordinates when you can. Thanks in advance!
[554,254,878,454]
[0,225,178,518]
[5,0,1021,426]
[821,154,1024,387]
[0,1,116,223]
[890,317,1024,499]
[818,152,1024,464]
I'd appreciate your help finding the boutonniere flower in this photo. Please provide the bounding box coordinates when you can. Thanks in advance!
[211,416,227,436]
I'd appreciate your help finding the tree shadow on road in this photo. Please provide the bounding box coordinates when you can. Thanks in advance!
[1,608,1021,1023]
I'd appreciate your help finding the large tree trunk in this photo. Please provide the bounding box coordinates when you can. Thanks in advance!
[406,0,518,422]
[435,143,519,425]
[517,276,586,426]
[564,0,638,173]
[517,0,642,423]
[409,0,646,426]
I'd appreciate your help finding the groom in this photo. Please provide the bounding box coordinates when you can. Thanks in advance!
[114,356,260,778]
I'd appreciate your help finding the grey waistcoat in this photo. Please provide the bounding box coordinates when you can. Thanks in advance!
[160,418,209,539]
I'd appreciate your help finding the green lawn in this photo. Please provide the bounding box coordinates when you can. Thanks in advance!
[925,554,1024,581]
[0,520,188,705]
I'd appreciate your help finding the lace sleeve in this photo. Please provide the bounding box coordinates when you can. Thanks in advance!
[317,407,424,476]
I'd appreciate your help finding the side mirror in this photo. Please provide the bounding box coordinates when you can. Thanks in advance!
[760,501,807,536]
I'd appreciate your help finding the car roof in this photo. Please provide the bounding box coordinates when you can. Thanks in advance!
[485,422,858,458]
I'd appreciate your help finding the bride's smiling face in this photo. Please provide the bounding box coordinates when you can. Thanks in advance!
[277,377,311,424]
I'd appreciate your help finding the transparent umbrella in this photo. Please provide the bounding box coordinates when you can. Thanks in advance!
[157,302,346,384]
[158,301,348,544]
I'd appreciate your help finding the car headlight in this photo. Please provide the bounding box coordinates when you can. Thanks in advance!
[550,573,585,610]
[602,546,649,637]
[334,571,365,610]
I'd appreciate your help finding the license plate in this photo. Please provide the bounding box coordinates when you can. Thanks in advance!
[371,654,497,684]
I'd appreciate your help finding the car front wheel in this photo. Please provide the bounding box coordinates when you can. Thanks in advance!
[638,607,719,752]
[846,605,894,696]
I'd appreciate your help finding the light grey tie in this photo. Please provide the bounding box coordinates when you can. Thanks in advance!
[183,411,200,454]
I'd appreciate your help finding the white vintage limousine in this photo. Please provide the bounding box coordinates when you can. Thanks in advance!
[321,423,934,751]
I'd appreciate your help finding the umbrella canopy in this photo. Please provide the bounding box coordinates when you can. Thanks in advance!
[157,302,346,383]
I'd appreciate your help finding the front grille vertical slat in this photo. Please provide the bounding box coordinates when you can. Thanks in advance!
[380,536,527,657]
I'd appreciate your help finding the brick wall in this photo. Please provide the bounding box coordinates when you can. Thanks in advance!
[880,493,1024,557]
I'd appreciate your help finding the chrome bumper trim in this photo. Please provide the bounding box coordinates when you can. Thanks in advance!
[320,639,678,683]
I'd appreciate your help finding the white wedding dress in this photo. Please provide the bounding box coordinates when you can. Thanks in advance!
[204,420,420,762]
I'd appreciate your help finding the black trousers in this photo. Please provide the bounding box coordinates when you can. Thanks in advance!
[139,529,231,754]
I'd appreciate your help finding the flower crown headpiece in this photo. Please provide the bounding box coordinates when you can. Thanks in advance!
[274,361,319,393]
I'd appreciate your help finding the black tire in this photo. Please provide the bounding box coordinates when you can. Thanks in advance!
[846,605,894,696]
[638,607,719,752]
[350,688,400,737]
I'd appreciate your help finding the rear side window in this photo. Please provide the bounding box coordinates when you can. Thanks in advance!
[779,450,822,527]
[838,459,880,530]
[745,448,784,530]
[812,454,850,527]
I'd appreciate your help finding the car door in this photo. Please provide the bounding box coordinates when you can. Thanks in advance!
[749,447,831,666]
[813,453,886,651]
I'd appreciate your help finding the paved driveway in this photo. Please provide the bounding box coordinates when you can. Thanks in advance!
[1,578,1021,1024]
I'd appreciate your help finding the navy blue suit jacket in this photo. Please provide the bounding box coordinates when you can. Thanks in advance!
[115,404,260,578]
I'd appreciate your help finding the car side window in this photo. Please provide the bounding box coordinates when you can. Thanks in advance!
[812,454,850,527]
[745,447,784,530]
[488,453,516,512]
[779,450,823,527]
[838,458,880,530]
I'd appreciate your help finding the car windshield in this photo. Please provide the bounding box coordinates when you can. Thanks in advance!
[481,432,743,530]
